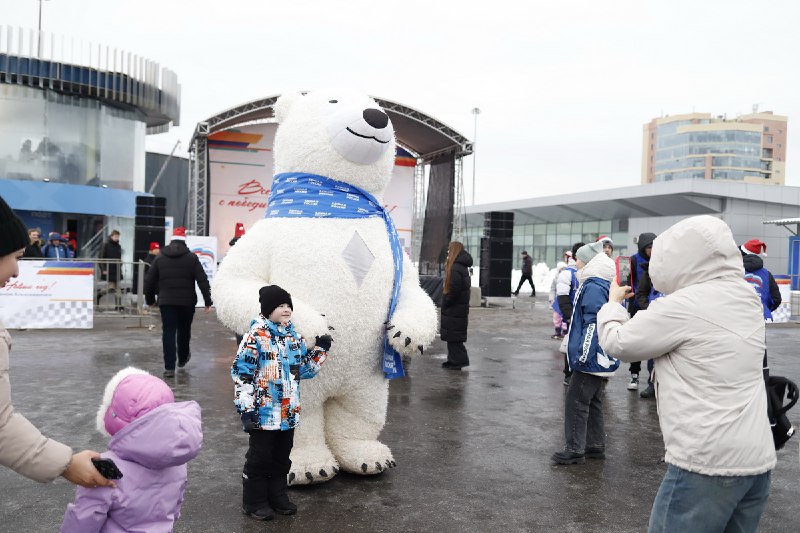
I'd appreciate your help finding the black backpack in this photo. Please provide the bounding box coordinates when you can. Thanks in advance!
[766,375,798,450]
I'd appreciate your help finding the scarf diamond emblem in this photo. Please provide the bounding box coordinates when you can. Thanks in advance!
[342,231,374,288]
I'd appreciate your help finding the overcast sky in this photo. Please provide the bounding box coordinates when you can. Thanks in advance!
[2,0,799,203]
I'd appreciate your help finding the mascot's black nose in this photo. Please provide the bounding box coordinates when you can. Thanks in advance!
[363,108,389,129]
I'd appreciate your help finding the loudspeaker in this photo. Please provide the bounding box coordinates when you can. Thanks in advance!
[132,196,166,293]
[484,211,514,239]
[479,237,513,297]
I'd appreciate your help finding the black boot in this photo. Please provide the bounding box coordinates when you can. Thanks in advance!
[242,472,274,521]
[267,475,297,515]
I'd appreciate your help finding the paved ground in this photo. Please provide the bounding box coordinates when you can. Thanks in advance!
[1,296,798,532]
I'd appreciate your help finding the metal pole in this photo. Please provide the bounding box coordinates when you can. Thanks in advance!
[471,107,481,205]
[37,0,42,56]
[149,140,181,193]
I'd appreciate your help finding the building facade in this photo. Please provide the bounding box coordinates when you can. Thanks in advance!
[0,27,180,258]
[464,180,800,277]
[642,111,787,185]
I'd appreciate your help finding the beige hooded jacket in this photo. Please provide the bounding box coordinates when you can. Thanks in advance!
[0,321,72,482]
[597,215,776,476]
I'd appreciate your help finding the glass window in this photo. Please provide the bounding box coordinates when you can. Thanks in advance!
[545,247,556,267]
[533,224,546,235]
[582,220,599,233]
[0,84,143,189]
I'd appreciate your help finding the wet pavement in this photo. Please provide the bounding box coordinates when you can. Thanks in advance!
[2,296,799,532]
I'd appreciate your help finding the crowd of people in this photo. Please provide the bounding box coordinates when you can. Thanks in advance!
[22,228,77,259]
[546,218,780,532]
[0,189,790,531]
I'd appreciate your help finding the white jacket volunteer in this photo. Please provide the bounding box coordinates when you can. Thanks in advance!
[597,215,775,476]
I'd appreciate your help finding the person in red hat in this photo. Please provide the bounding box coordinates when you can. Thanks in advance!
[144,227,213,377]
[143,241,161,269]
[740,239,781,321]
[596,235,613,257]
[229,222,246,247]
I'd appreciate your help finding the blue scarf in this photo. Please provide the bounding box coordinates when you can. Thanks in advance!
[264,172,405,379]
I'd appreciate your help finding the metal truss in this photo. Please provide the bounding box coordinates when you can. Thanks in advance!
[187,94,472,241]
[374,97,474,160]
[188,122,209,235]
[411,161,426,264]
[452,156,465,241]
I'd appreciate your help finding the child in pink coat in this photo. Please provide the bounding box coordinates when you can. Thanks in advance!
[60,367,203,533]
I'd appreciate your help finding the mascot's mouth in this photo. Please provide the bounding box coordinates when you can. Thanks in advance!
[346,127,390,144]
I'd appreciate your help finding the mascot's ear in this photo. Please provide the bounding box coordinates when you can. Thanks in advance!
[274,92,303,123]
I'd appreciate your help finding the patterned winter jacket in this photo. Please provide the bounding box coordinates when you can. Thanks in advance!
[231,316,328,431]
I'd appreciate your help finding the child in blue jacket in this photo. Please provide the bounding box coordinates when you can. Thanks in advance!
[231,285,332,521]
[552,242,620,465]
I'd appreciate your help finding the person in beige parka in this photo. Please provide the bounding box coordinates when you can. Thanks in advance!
[0,194,114,489]
[597,215,776,533]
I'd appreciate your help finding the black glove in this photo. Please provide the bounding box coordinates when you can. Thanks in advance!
[315,334,333,351]
[241,411,259,432]
[557,295,574,321]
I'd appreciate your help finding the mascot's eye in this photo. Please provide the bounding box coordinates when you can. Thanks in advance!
[329,100,338,104]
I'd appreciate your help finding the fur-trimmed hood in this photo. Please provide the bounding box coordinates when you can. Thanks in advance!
[96,367,174,438]
[578,251,615,283]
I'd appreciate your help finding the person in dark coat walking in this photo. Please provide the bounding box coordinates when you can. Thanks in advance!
[440,241,473,370]
[513,251,536,296]
[145,227,213,377]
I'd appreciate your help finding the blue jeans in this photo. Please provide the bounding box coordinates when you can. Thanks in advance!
[649,464,771,533]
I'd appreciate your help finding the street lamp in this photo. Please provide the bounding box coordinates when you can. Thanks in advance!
[471,107,481,205]
[36,0,51,57]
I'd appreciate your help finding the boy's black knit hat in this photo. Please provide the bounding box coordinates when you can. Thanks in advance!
[0,194,28,257]
[259,285,293,317]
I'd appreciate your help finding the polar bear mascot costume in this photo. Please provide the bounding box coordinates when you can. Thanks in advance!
[213,90,438,485]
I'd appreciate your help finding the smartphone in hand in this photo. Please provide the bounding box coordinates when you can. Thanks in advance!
[615,256,632,287]
[91,458,124,480]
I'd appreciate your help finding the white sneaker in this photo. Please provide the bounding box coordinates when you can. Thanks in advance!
[627,374,639,390]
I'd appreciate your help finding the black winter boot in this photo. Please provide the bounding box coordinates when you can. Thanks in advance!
[267,475,297,515]
[242,472,274,521]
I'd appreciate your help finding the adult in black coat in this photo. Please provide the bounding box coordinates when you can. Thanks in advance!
[440,241,473,370]
[145,231,213,377]
[22,229,43,258]
[97,230,123,307]
[100,230,123,282]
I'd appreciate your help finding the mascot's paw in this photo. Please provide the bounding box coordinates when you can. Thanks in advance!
[330,438,396,476]
[288,445,340,486]
[386,319,427,356]
[293,310,331,348]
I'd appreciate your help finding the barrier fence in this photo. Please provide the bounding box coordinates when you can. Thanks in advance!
[1,258,153,329]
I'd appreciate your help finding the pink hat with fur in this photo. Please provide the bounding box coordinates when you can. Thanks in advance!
[96,367,175,437]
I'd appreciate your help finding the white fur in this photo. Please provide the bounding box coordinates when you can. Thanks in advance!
[95,367,150,437]
[213,91,438,484]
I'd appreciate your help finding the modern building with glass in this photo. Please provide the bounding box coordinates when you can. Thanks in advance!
[0,27,179,257]
[463,179,800,278]
[642,111,787,185]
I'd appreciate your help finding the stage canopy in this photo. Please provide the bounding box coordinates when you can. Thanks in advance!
[190,94,473,162]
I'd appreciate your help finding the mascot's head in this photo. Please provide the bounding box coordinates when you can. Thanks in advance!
[273,90,396,198]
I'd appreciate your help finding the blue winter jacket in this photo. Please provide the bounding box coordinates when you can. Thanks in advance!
[231,316,328,431]
[567,257,621,375]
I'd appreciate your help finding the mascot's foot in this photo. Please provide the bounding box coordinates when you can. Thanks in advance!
[288,446,340,486]
[330,439,396,475]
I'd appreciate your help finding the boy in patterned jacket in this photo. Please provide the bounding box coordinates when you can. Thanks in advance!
[231,285,332,521]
